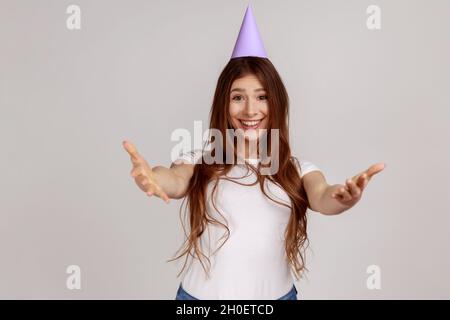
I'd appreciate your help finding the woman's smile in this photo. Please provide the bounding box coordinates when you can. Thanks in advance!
[239,117,265,130]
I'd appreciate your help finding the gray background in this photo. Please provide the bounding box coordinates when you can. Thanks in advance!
[1,0,449,299]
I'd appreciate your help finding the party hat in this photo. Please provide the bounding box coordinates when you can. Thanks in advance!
[231,4,268,59]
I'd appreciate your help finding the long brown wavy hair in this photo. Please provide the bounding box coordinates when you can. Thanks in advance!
[168,56,310,280]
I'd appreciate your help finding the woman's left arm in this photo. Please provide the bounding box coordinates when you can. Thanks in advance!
[303,163,386,215]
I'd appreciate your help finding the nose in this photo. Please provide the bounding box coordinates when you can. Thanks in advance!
[244,98,258,117]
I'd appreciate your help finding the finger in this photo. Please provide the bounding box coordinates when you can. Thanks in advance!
[139,175,150,189]
[345,179,361,198]
[135,175,154,194]
[154,186,170,203]
[338,187,352,201]
[351,163,386,182]
[365,163,386,179]
[331,185,345,199]
[358,173,370,190]
[138,175,152,190]
[122,140,139,158]
[355,173,367,189]
[123,141,142,164]
[141,179,156,195]
[332,191,346,201]
[146,185,155,196]
[143,180,169,203]
[130,166,145,178]
[332,193,342,200]
[332,187,352,202]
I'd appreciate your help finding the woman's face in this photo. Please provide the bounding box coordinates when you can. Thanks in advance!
[229,74,269,142]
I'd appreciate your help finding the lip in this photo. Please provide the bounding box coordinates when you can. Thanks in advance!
[239,118,264,130]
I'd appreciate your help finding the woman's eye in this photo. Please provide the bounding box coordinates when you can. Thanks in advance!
[232,95,267,101]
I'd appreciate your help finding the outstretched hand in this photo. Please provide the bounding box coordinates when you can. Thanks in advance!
[331,163,386,208]
[122,140,170,203]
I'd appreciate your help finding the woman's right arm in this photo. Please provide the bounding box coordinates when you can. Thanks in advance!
[152,163,194,200]
[122,140,194,203]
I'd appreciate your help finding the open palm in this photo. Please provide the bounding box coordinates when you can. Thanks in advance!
[331,163,386,208]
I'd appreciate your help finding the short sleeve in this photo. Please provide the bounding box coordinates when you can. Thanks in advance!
[291,157,321,178]
[171,149,204,165]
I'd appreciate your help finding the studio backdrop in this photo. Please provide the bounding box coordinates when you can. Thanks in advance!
[1,0,449,299]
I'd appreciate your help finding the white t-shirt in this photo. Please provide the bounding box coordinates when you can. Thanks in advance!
[172,150,321,299]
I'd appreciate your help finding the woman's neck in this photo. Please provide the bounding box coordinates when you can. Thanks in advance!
[236,140,259,160]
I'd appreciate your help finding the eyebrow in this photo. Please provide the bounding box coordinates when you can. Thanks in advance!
[230,88,266,93]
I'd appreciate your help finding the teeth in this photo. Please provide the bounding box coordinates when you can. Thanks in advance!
[241,120,261,126]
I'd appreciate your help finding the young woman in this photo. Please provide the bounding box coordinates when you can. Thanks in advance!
[122,7,385,300]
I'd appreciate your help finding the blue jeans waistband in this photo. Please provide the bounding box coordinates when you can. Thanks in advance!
[175,283,298,300]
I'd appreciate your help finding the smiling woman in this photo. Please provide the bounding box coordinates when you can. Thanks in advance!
[229,75,270,147]
[122,3,385,300]
[164,49,320,299]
